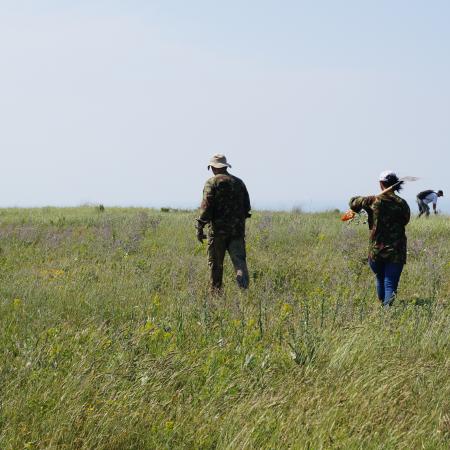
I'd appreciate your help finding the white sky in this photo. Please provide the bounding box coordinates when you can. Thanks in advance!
[0,1,449,211]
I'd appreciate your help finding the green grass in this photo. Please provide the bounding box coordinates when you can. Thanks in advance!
[0,207,449,449]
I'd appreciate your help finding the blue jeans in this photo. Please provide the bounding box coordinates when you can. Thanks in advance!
[368,259,404,306]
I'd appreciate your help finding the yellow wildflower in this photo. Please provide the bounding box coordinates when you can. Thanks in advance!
[13,298,22,307]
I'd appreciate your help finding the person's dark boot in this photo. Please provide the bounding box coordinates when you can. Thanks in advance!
[236,270,249,289]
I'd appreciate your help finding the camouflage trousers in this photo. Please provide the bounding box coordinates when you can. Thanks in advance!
[207,235,249,291]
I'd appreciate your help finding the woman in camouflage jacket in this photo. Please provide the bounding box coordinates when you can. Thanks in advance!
[349,171,410,307]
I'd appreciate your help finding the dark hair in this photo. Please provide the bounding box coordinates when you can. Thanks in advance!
[383,173,403,192]
[437,190,444,196]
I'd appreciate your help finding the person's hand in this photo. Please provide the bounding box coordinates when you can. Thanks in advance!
[196,228,207,243]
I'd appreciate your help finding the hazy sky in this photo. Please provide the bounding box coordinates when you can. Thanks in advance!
[1,0,449,212]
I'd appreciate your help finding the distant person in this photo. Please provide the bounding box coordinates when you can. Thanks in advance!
[416,189,444,217]
[196,154,251,292]
[349,171,410,307]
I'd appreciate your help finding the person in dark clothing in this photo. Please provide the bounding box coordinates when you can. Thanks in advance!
[416,189,444,217]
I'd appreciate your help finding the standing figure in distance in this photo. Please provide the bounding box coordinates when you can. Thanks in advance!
[416,189,444,217]
[196,154,251,293]
[349,171,410,307]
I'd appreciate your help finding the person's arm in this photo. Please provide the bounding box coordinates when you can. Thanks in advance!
[428,193,438,214]
[243,183,251,218]
[404,201,411,225]
[349,195,376,213]
[349,196,376,228]
[196,179,215,241]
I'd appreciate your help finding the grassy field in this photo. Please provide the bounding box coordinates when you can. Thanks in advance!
[0,207,449,449]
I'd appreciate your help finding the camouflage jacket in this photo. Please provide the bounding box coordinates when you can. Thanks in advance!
[197,173,251,237]
[349,192,410,264]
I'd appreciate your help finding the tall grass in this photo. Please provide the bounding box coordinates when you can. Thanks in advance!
[0,207,449,449]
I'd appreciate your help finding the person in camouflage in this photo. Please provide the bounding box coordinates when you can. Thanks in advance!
[349,170,410,307]
[196,154,251,292]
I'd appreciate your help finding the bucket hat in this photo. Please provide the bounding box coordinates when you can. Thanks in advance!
[208,154,232,170]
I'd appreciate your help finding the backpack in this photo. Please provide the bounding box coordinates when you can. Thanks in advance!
[417,190,435,200]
